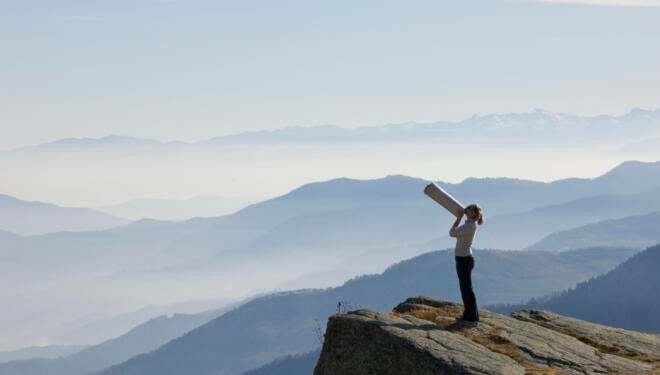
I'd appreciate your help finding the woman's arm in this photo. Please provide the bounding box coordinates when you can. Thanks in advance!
[449,211,465,237]
[452,211,464,228]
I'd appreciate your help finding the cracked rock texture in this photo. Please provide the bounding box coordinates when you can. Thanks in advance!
[314,296,659,375]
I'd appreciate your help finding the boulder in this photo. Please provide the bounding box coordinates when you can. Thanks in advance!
[314,296,658,375]
[314,309,524,375]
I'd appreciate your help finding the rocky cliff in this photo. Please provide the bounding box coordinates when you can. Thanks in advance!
[314,296,660,375]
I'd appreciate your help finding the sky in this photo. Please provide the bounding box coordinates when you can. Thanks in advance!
[2,0,660,149]
[1,0,660,350]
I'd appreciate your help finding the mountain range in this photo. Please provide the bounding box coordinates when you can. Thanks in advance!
[0,194,130,236]
[2,161,660,351]
[2,109,657,219]
[528,211,660,251]
[480,188,660,249]
[6,108,659,152]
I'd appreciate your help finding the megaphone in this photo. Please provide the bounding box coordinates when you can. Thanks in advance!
[424,182,464,217]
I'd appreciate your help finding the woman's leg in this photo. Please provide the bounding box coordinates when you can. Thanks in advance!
[456,256,479,322]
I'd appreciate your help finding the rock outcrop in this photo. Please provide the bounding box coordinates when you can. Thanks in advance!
[314,296,660,375]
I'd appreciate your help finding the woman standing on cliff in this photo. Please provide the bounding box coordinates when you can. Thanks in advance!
[449,203,484,323]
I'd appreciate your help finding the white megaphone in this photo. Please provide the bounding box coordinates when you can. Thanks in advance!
[424,182,465,217]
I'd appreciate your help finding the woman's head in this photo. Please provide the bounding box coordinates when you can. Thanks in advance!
[465,203,484,225]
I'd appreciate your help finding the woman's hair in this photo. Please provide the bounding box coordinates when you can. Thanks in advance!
[466,203,485,225]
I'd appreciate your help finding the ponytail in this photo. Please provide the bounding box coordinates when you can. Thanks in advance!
[467,203,485,226]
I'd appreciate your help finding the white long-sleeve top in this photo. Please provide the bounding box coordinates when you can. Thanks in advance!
[449,218,477,257]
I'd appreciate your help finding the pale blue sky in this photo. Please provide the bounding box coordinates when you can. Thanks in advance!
[2,0,659,148]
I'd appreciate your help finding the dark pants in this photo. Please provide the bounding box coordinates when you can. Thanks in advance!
[455,256,479,322]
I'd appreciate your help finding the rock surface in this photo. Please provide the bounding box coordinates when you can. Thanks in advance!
[511,309,660,360]
[314,296,660,375]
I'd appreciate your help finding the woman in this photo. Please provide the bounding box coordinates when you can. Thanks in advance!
[449,203,484,323]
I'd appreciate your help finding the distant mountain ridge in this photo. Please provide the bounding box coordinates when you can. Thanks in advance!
[96,196,260,221]
[237,161,660,253]
[528,211,660,251]
[7,135,188,153]
[479,187,660,249]
[88,160,660,256]
[0,345,86,364]
[0,194,130,235]
[7,107,660,152]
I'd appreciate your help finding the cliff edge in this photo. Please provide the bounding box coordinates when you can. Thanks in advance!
[314,296,659,375]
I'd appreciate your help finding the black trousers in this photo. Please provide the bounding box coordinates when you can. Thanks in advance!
[455,256,479,322]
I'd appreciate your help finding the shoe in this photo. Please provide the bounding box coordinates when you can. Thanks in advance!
[455,317,478,326]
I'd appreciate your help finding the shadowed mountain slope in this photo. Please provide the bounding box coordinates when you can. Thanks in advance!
[242,350,320,375]
[0,310,221,375]
[490,243,660,333]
